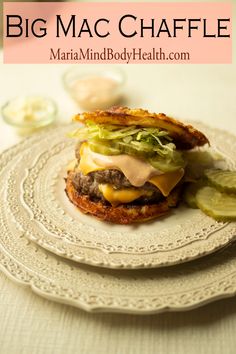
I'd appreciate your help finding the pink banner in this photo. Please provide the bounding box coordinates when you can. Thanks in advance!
[3,2,232,64]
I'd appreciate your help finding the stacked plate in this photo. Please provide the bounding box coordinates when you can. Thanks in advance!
[0,122,236,314]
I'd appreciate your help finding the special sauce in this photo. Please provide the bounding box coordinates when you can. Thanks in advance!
[79,144,162,187]
[71,76,121,111]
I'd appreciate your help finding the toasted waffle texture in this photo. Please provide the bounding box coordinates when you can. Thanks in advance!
[74,106,209,149]
[65,171,181,224]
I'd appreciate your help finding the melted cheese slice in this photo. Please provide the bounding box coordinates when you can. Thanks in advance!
[149,169,184,197]
[78,143,105,174]
[67,159,77,172]
[99,184,152,206]
[77,143,184,202]
[78,143,161,186]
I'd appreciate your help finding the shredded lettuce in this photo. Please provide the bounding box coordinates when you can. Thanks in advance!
[69,121,178,160]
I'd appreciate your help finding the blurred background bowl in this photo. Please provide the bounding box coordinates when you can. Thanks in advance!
[2,95,57,135]
[62,66,126,111]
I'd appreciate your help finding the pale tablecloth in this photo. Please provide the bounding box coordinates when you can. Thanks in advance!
[0,2,236,351]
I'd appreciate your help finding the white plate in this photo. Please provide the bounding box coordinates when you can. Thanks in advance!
[7,123,236,269]
[0,127,236,314]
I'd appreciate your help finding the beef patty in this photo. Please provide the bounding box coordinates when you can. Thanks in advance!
[70,169,163,205]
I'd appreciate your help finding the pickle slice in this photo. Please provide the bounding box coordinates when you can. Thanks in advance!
[195,186,236,221]
[89,140,153,158]
[111,141,154,158]
[88,141,120,155]
[204,169,236,194]
[148,157,184,172]
[183,183,201,209]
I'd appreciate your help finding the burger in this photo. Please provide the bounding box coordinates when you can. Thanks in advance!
[65,107,209,224]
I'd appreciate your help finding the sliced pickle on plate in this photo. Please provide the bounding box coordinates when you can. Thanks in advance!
[183,183,201,209]
[195,186,236,221]
[204,169,236,194]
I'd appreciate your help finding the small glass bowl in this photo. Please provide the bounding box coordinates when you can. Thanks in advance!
[2,95,57,136]
[62,67,126,111]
